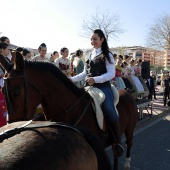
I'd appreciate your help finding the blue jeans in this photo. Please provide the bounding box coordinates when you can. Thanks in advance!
[98,86,119,122]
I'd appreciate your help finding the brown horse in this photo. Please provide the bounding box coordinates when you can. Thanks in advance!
[0,52,138,170]
[0,121,110,170]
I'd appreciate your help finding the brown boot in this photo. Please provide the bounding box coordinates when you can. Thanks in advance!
[108,121,124,157]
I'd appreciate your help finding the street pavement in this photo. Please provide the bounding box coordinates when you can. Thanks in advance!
[106,113,170,170]
[128,113,170,170]
[106,86,170,170]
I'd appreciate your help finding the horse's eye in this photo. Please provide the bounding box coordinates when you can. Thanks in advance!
[12,89,21,97]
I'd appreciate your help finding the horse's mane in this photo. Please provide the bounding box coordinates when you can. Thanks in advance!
[25,61,85,97]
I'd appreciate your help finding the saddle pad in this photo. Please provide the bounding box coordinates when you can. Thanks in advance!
[85,85,119,131]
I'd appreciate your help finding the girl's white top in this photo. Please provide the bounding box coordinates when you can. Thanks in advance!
[71,47,115,83]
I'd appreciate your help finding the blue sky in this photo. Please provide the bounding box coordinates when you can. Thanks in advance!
[0,0,170,53]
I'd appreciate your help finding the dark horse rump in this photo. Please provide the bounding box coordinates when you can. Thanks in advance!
[0,121,111,170]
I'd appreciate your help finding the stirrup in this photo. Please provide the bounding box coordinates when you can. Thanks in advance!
[113,144,124,157]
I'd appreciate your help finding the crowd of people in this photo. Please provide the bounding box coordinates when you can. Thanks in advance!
[0,29,170,157]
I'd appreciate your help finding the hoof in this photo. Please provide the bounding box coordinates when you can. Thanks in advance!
[123,157,131,170]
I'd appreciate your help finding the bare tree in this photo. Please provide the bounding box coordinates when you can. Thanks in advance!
[81,8,124,41]
[147,14,170,49]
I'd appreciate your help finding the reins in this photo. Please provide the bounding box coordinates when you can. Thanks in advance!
[4,72,93,126]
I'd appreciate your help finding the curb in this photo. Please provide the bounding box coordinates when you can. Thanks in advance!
[135,109,170,130]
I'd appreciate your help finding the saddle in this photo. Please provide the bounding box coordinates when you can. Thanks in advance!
[85,84,119,131]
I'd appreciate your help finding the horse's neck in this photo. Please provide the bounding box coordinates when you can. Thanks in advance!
[42,90,100,134]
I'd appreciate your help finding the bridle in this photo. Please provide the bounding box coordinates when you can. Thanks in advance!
[3,73,42,123]
[3,72,92,125]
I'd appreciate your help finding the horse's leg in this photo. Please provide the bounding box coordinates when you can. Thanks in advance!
[113,154,119,170]
[123,128,134,170]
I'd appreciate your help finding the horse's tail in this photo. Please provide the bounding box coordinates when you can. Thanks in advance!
[77,127,111,170]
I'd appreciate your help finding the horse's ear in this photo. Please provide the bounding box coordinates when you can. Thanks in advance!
[15,52,25,72]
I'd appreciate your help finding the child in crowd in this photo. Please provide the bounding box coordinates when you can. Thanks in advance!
[55,47,72,77]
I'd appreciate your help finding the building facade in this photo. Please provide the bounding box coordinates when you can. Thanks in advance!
[110,46,165,67]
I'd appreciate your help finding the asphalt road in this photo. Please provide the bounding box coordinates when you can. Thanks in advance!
[106,113,170,170]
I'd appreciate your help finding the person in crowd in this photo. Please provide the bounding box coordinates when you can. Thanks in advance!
[32,43,50,62]
[111,54,118,86]
[0,36,12,62]
[135,59,149,98]
[0,88,7,127]
[114,59,126,90]
[55,47,71,77]
[129,59,145,98]
[146,71,155,100]
[151,71,157,100]
[23,49,31,60]
[160,72,165,87]
[113,53,118,61]
[0,42,10,67]
[121,61,135,94]
[118,55,123,63]
[0,43,9,126]
[15,47,24,54]
[123,55,131,64]
[163,74,170,106]
[71,29,124,157]
[69,53,76,77]
[73,49,84,87]
[51,51,59,62]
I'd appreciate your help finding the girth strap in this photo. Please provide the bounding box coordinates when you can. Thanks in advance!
[0,120,83,141]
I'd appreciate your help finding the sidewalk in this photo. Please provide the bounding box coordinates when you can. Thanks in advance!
[136,85,170,127]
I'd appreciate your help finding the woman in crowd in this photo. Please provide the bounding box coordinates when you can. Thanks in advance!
[73,49,84,87]
[0,36,12,62]
[50,51,59,62]
[129,59,145,98]
[71,29,124,157]
[0,43,8,87]
[32,43,50,62]
[69,53,76,77]
[123,55,131,65]
[114,58,126,90]
[121,61,135,94]
[23,49,31,60]
[55,47,72,77]
[0,43,9,126]
[135,59,149,98]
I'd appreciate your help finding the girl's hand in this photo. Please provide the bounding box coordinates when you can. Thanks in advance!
[86,77,95,86]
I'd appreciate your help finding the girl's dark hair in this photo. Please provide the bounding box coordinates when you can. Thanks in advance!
[113,54,117,59]
[0,36,9,43]
[130,59,135,64]
[0,43,9,50]
[93,29,111,63]
[60,47,68,52]
[124,55,130,60]
[53,51,58,55]
[75,49,83,57]
[16,47,24,53]
[23,49,30,56]
[38,43,46,51]
[138,59,142,63]
[121,61,128,68]
[119,55,123,60]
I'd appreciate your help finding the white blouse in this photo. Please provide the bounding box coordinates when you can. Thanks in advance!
[71,47,115,83]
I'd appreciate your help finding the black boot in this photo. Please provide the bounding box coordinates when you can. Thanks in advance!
[108,121,124,157]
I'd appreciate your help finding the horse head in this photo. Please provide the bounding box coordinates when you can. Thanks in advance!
[2,52,42,123]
